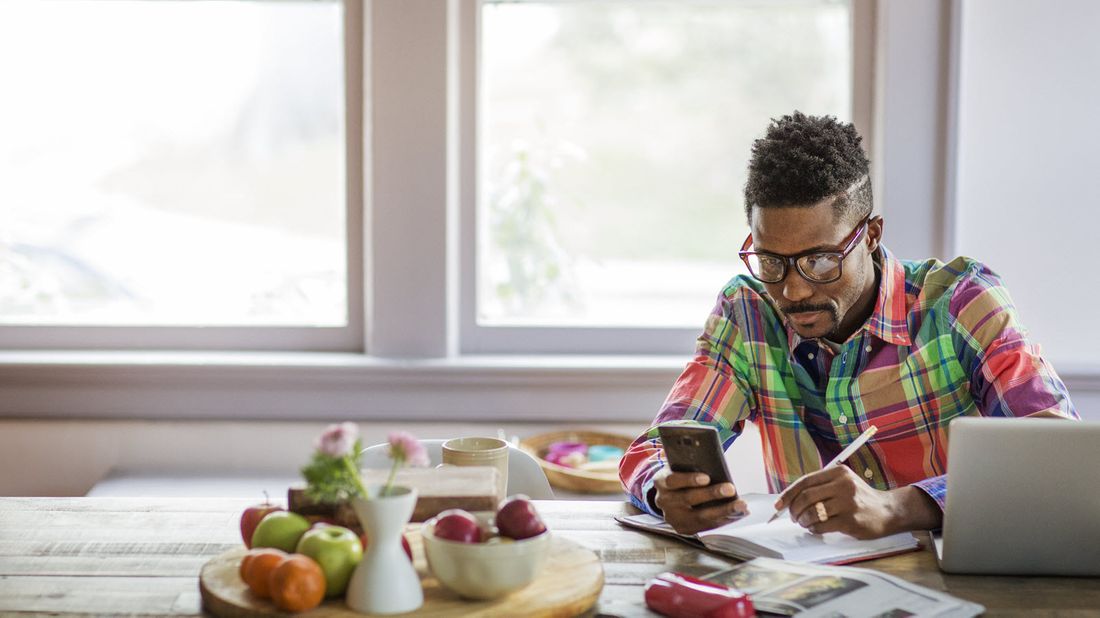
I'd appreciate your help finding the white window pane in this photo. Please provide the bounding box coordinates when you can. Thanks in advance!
[480,0,851,328]
[0,1,345,326]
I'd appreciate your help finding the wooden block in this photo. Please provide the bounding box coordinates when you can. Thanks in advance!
[287,488,360,531]
[362,466,500,522]
[288,466,499,526]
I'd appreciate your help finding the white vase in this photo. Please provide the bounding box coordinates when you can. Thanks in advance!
[345,485,423,614]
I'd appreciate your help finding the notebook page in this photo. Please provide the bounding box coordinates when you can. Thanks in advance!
[696,493,781,533]
[617,492,916,564]
[705,519,916,563]
[617,494,778,538]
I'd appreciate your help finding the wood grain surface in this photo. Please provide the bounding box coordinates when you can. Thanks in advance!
[2,497,1100,616]
[200,534,602,617]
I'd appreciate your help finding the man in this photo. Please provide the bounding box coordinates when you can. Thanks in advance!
[619,112,1077,539]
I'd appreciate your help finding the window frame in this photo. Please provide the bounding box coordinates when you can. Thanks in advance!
[458,0,878,354]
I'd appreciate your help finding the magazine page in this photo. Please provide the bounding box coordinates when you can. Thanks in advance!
[703,558,984,618]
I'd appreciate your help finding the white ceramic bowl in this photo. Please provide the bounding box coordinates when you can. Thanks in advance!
[421,511,551,600]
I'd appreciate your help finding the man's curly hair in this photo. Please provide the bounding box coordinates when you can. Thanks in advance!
[744,111,872,223]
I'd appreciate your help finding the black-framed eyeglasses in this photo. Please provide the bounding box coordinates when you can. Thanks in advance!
[738,216,872,284]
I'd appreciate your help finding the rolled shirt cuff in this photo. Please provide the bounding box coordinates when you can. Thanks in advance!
[627,471,664,517]
[911,474,947,512]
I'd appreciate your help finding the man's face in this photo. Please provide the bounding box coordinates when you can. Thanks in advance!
[748,201,881,341]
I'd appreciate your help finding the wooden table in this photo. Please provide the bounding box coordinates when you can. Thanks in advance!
[1,497,1098,616]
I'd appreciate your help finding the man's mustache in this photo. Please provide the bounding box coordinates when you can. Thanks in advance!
[780,302,835,315]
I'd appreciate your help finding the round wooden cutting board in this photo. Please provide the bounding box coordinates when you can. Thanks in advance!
[200,531,603,617]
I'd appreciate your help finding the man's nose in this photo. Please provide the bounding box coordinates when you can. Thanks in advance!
[781,270,814,302]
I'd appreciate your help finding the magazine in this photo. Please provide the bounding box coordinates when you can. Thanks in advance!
[699,557,984,617]
[616,493,919,565]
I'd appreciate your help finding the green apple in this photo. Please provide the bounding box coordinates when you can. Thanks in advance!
[251,511,311,553]
[295,525,363,597]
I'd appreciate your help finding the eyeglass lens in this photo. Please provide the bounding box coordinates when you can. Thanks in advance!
[745,253,842,283]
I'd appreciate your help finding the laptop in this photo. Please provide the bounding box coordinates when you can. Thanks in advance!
[933,416,1100,576]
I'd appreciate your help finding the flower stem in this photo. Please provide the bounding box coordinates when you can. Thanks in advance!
[383,457,402,497]
[344,456,368,499]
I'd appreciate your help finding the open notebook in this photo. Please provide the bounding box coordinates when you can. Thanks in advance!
[616,493,919,565]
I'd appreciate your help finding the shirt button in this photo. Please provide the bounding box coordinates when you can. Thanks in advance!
[807,352,814,360]
[864,469,874,479]
[865,345,872,353]
[838,415,847,424]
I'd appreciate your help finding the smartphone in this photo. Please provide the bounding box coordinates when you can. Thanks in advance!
[657,425,737,507]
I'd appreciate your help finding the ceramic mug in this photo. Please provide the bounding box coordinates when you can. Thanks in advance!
[440,436,509,500]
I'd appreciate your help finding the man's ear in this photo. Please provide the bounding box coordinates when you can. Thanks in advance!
[866,215,883,253]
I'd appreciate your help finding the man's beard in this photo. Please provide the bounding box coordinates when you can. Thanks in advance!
[780,301,841,340]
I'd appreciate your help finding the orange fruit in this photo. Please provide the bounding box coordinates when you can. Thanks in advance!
[239,547,284,583]
[241,548,288,598]
[239,553,254,581]
[269,554,326,612]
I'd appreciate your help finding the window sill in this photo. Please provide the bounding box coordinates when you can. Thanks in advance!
[0,351,685,422]
[0,350,683,381]
[3,351,1097,421]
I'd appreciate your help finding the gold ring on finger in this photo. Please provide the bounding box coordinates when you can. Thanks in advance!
[815,501,828,523]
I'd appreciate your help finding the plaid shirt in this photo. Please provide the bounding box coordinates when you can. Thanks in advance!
[620,246,1077,515]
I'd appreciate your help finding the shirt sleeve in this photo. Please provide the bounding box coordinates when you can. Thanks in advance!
[949,264,1077,421]
[918,263,1080,512]
[619,290,759,515]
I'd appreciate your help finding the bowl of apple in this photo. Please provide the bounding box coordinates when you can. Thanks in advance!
[421,495,551,600]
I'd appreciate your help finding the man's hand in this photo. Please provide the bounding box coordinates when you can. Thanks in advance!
[773,466,941,539]
[653,469,749,535]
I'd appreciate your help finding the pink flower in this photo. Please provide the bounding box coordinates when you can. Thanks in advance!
[387,431,430,467]
[315,422,359,458]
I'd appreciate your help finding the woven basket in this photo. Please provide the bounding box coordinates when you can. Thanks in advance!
[519,430,634,494]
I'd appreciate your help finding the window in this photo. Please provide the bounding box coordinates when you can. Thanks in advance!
[0,0,868,361]
[0,0,358,350]
[467,0,866,353]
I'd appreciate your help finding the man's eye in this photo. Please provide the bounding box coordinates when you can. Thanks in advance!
[803,254,839,275]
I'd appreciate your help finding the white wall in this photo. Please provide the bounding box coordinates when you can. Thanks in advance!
[0,420,636,496]
[0,419,769,498]
[955,0,1100,369]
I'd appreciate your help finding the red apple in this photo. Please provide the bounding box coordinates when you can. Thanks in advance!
[360,531,414,561]
[240,501,284,548]
[307,516,340,529]
[495,495,547,540]
[432,509,482,544]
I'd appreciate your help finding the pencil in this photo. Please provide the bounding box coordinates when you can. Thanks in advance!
[766,424,879,524]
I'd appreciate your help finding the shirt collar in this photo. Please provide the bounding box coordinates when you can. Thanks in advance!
[781,245,911,353]
[866,245,911,346]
